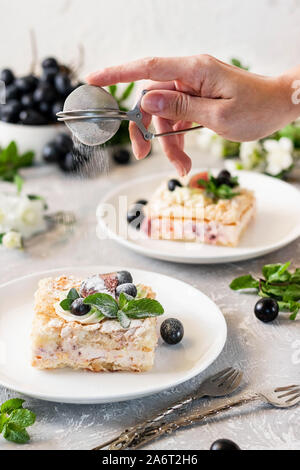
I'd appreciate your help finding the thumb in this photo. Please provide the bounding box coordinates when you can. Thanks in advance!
[141,90,221,126]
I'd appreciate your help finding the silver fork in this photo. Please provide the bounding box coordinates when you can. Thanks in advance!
[92,367,243,451]
[128,384,300,450]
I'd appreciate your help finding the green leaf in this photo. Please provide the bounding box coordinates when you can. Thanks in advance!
[231,58,249,71]
[198,174,240,201]
[123,298,164,318]
[14,174,24,194]
[108,85,117,97]
[67,288,80,302]
[117,310,131,329]
[262,262,291,283]
[60,298,72,311]
[118,292,134,310]
[230,275,259,291]
[120,82,134,102]
[84,293,118,318]
[0,233,4,244]
[9,409,36,428]
[0,141,34,185]
[0,413,8,433]
[291,269,300,283]
[3,423,30,444]
[1,398,24,414]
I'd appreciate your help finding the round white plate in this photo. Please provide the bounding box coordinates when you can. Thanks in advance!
[98,170,300,264]
[0,266,226,404]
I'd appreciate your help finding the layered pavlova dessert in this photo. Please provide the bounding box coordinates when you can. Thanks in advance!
[31,271,164,372]
[136,170,255,247]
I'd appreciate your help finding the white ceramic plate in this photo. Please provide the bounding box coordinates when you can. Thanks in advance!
[0,266,226,404]
[98,170,300,264]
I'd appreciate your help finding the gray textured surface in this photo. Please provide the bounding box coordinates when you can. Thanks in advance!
[0,147,299,450]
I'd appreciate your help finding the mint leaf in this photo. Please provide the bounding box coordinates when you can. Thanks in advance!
[0,141,34,183]
[198,174,240,201]
[3,423,30,444]
[120,82,134,102]
[0,233,4,244]
[1,398,24,414]
[108,85,117,97]
[60,298,72,311]
[262,262,291,283]
[291,268,300,283]
[230,275,259,290]
[14,174,24,194]
[0,413,7,433]
[117,310,131,329]
[118,292,134,310]
[84,293,118,318]
[9,409,36,428]
[67,288,80,301]
[123,298,164,318]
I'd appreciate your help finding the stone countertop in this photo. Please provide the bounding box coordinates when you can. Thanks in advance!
[0,147,299,450]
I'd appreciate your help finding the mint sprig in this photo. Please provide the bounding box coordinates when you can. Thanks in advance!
[60,287,164,328]
[198,174,240,201]
[230,262,300,320]
[0,141,34,183]
[83,291,164,328]
[0,398,36,444]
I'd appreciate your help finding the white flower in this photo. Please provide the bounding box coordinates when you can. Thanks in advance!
[2,231,22,249]
[239,141,263,169]
[263,137,294,176]
[13,196,46,239]
[197,128,223,157]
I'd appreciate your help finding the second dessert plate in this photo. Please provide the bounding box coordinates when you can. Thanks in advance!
[98,170,300,264]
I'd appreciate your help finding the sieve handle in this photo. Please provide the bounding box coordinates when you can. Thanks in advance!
[127,90,203,141]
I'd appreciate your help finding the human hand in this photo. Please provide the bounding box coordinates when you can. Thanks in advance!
[87,55,298,175]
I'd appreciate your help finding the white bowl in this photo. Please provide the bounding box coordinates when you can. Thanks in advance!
[0,121,66,163]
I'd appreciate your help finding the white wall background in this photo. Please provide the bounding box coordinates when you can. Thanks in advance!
[0,0,300,78]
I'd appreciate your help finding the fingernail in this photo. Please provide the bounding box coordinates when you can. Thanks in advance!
[142,93,166,113]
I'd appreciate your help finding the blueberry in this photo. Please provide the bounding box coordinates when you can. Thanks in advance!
[54,133,73,154]
[39,101,52,118]
[40,68,57,84]
[58,152,81,172]
[33,84,57,104]
[0,69,14,86]
[254,298,279,323]
[168,179,182,191]
[210,439,240,450]
[127,203,145,229]
[70,298,91,316]
[113,149,131,165]
[116,283,137,298]
[52,101,64,120]
[42,57,59,71]
[42,142,63,163]
[160,318,184,345]
[19,109,47,125]
[216,170,235,187]
[21,93,35,109]
[135,199,148,205]
[5,84,19,101]
[15,75,38,93]
[117,271,133,285]
[54,73,72,96]
[1,100,22,123]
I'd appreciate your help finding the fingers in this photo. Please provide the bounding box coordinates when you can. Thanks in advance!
[153,116,192,176]
[142,89,224,127]
[129,82,176,160]
[87,56,199,87]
